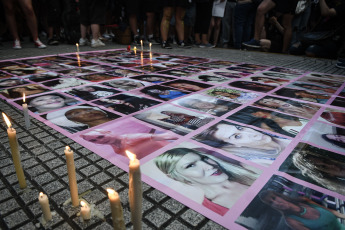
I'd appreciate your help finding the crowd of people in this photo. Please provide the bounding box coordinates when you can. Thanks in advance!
[0,0,344,67]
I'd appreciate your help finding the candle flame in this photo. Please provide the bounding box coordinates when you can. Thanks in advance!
[149,43,152,47]
[80,200,87,207]
[39,192,44,198]
[106,188,115,194]
[140,40,143,45]
[2,112,12,128]
[125,150,136,161]
[23,93,26,103]
[65,146,70,151]
[76,43,79,47]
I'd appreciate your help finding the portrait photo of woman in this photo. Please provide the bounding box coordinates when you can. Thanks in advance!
[279,143,345,196]
[204,87,259,104]
[189,74,231,84]
[319,109,345,127]
[274,88,331,104]
[227,106,309,137]
[288,81,337,94]
[42,78,89,89]
[103,79,150,91]
[174,94,240,116]
[24,72,62,83]
[140,85,189,101]
[15,93,81,114]
[229,81,277,93]
[131,75,175,83]
[247,76,290,86]
[163,80,212,92]
[0,78,29,89]
[78,73,121,82]
[44,105,120,133]
[1,64,47,76]
[253,96,321,119]
[298,76,343,88]
[0,84,50,99]
[236,175,345,230]
[193,120,291,166]
[142,143,261,216]
[64,85,121,101]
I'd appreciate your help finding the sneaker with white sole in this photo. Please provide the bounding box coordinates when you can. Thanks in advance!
[13,39,22,49]
[34,39,47,48]
[79,38,89,46]
[91,39,105,48]
[242,38,261,48]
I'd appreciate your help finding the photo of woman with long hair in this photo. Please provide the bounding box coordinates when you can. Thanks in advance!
[193,121,291,166]
[143,144,261,216]
[227,106,309,137]
[274,88,331,104]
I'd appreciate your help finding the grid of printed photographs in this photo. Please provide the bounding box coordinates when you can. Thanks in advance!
[0,49,344,229]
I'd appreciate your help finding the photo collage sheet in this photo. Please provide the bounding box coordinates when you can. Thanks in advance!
[0,49,344,229]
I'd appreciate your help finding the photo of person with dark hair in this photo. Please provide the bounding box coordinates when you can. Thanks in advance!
[204,87,259,104]
[15,93,81,114]
[159,69,197,77]
[195,60,237,68]
[302,122,345,153]
[248,76,290,86]
[319,109,345,127]
[93,93,161,115]
[131,75,175,83]
[213,71,249,78]
[0,78,29,88]
[298,76,343,88]
[105,68,144,78]
[163,80,212,92]
[274,88,331,104]
[64,85,120,101]
[190,74,230,84]
[227,106,309,137]
[42,78,89,89]
[253,96,321,119]
[78,73,122,82]
[0,64,47,76]
[236,175,345,230]
[229,81,277,93]
[193,120,291,166]
[24,72,62,83]
[174,95,240,116]
[44,105,120,133]
[288,82,337,94]
[103,79,149,91]
[142,142,261,216]
[140,85,189,101]
[57,68,96,77]
[279,143,345,196]
[268,67,305,75]
[307,73,344,82]
[237,63,269,71]
[0,84,50,99]
[261,71,299,79]
[331,97,345,109]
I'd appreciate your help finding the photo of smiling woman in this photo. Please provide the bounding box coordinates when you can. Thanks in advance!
[142,143,261,216]
[193,121,291,166]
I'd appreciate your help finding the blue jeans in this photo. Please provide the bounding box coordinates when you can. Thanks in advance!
[233,2,256,49]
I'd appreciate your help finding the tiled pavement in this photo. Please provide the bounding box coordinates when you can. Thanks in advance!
[0,39,344,230]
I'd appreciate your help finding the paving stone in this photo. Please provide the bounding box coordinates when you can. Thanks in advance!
[180,209,205,227]
[90,172,111,185]
[81,188,107,204]
[45,158,65,169]
[37,152,57,162]
[165,220,192,230]
[75,158,90,168]
[146,189,167,203]
[16,221,37,230]
[162,198,185,214]
[96,159,113,168]
[23,140,41,149]
[0,164,16,176]
[30,146,49,155]
[42,180,65,194]
[200,220,227,230]
[22,157,39,169]
[144,208,171,228]
[20,188,40,205]
[0,198,20,215]
[52,189,72,206]
[106,166,125,177]
[0,157,12,168]
[34,172,56,185]
[40,136,57,144]
[3,209,29,228]
[80,165,101,177]
[26,165,47,177]
[0,188,12,202]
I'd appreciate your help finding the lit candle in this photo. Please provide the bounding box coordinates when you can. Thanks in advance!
[126,150,142,230]
[77,54,81,67]
[76,43,80,53]
[38,192,52,222]
[140,52,143,66]
[149,43,152,52]
[2,113,26,189]
[80,200,91,221]
[133,46,137,55]
[64,146,79,207]
[140,40,143,52]
[22,93,30,129]
[107,188,126,230]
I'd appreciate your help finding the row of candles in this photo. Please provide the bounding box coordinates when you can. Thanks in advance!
[2,109,143,229]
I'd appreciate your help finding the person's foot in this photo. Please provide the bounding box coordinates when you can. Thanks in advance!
[199,43,215,48]
[79,37,90,46]
[335,59,345,69]
[161,41,172,49]
[91,39,105,48]
[34,39,47,49]
[177,40,192,48]
[13,39,22,49]
[242,38,261,48]
[337,58,345,63]
[47,38,59,46]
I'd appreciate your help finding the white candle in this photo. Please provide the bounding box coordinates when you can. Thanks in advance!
[107,188,126,230]
[149,43,152,52]
[39,192,52,222]
[80,201,91,220]
[126,150,142,230]
[140,40,143,52]
[76,43,80,53]
[140,52,144,66]
[64,146,79,207]
[22,93,30,129]
[2,113,27,189]
[134,46,137,55]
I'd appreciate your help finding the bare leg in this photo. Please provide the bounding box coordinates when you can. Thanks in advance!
[208,17,215,42]
[2,0,20,41]
[254,0,275,40]
[18,0,39,40]
[213,17,222,46]
[80,24,88,39]
[91,24,100,40]
[129,14,138,36]
[146,12,155,36]
[161,7,173,41]
[281,13,294,53]
[175,7,186,42]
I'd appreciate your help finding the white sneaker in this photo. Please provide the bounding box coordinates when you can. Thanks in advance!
[79,38,89,46]
[91,39,105,48]
[34,39,47,49]
[13,39,22,49]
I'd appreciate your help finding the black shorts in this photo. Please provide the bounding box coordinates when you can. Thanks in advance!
[125,0,160,14]
[79,0,106,25]
[161,0,191,8]
[272,0,298,14]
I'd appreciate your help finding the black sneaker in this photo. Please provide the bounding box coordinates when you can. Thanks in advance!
[47,38,59,45]
[177,40,192,48]
[161,41,172,49]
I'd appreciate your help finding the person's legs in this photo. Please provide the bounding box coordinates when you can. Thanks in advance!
[212,17,222,46]
[254,0,275,40]
[175,6,186,43]
[2,0,20,44]
[18,0,38,40]
[161,6,173,48]
[146,12,155,38]
[208,17,215,44]
[220,1,236,47]
[281,13,294,53]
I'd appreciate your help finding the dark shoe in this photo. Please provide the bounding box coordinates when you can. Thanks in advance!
[199,43,215,48]
[47,38,59,45]
[177,40,191,48]
[161,41,172,49]
[242,38,260,49]
[336,61,345,69]
[337,58,345,63]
